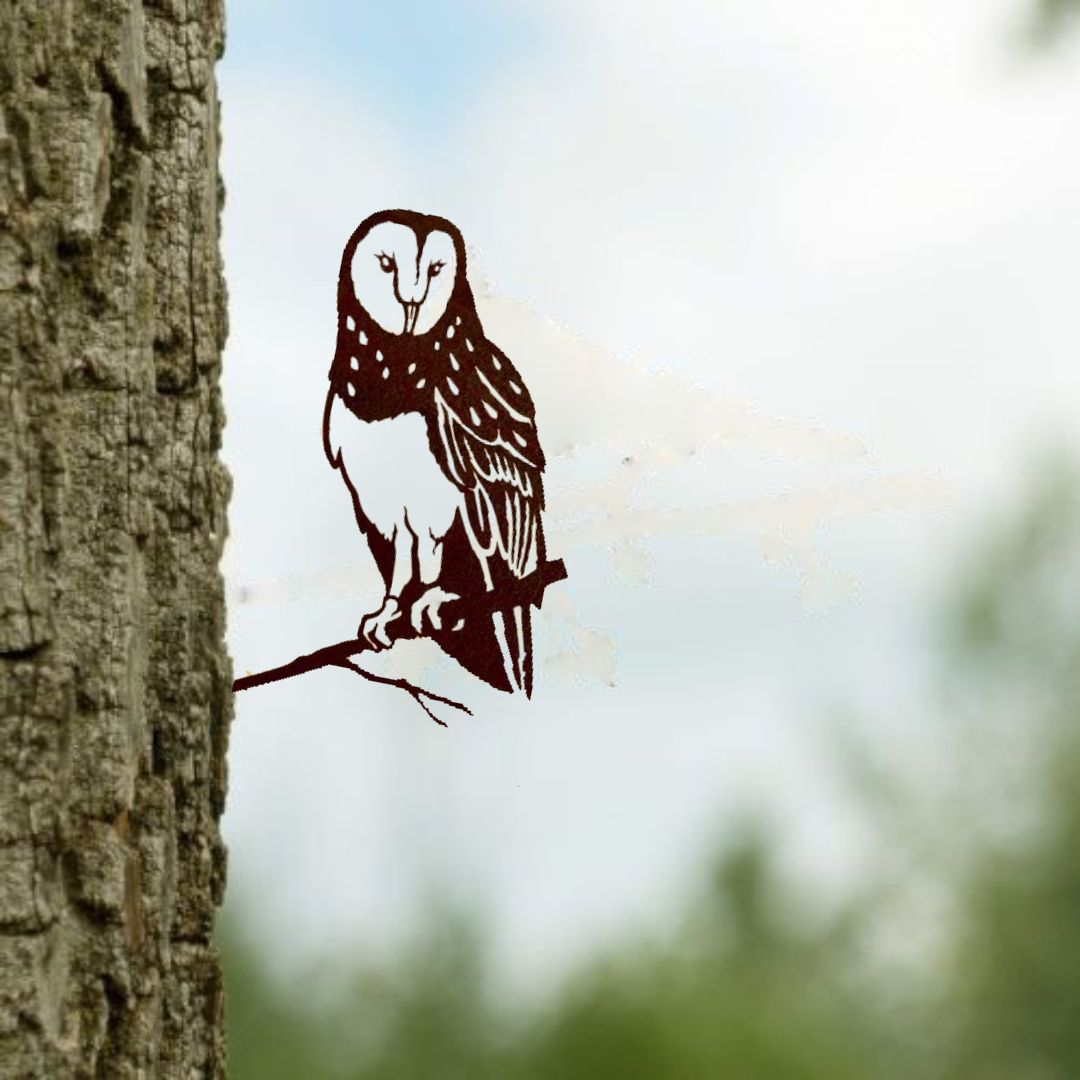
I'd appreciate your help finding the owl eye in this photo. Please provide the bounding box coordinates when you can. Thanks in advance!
[429,261,446,279]
[377,253,395,274]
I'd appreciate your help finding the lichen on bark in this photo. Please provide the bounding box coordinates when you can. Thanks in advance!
[0,1,231,1074]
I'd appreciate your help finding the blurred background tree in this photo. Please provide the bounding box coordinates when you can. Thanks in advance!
[221,458,1080,1078]
[1034,0,1080,42]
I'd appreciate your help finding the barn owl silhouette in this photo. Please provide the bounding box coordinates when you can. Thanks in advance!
[322,209,553,696]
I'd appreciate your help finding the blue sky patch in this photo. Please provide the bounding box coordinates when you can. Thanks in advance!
[224,0,550,135]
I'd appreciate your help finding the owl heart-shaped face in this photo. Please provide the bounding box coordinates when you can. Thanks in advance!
[350,221,459,337]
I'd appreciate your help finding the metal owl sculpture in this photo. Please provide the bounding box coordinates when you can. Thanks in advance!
[234,210,566,721]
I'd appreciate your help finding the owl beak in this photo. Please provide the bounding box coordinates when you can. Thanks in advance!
[402,302,420,335]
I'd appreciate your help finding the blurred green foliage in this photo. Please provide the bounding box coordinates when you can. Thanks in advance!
[222,461,1080,1078]
[1039,0,1080,26]
[1032,0,1080,44]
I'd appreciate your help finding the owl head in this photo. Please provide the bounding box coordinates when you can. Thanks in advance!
[340,209,472,338]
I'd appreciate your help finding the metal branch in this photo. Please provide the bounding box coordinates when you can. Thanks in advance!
[231,559,567,724]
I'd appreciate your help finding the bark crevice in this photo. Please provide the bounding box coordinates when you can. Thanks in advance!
[0,0,230,1074]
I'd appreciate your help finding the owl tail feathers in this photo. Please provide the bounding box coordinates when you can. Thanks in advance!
[493,606,534,698]
[430,611,512,695]
[430,605,532,696]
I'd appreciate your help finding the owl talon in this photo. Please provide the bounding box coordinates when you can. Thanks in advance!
[359,596,402,650]
[410,586,460,634]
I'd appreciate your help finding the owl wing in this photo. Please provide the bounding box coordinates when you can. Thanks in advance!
[431,340,545,583]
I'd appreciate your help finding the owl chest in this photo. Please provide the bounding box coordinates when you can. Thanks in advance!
[328,395,462,541]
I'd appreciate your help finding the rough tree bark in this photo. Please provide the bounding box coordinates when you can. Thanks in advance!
[0,1,231,1075]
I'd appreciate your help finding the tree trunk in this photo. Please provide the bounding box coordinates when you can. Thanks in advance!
[0,1,230,1075]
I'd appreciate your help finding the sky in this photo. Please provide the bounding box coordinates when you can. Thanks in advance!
[218,0,1080,993]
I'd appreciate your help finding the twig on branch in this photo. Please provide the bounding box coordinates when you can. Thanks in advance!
[335,659,467,727]
[232,558,567,724]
